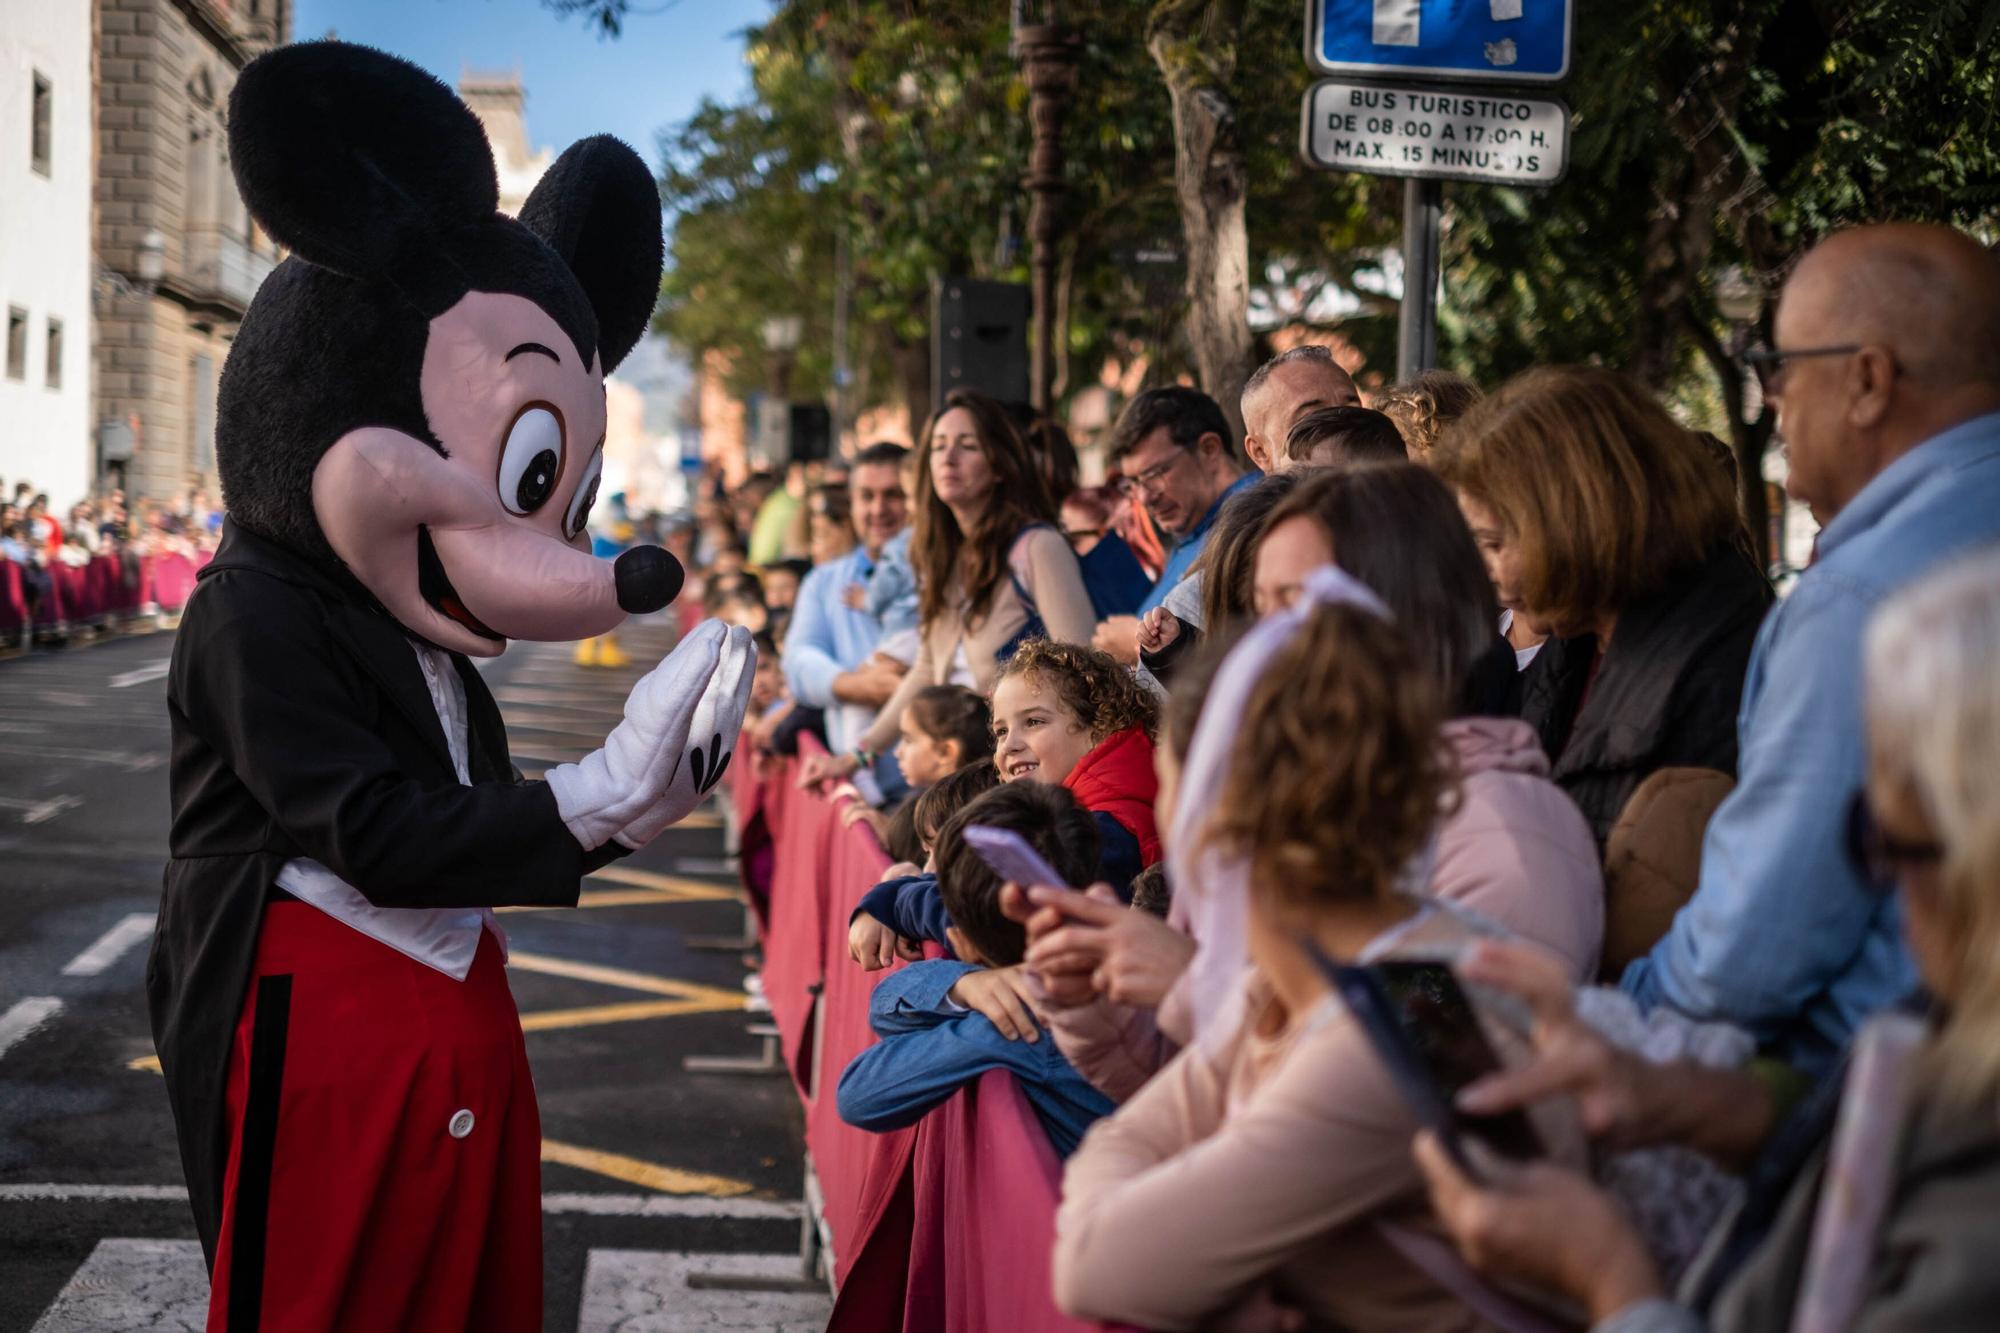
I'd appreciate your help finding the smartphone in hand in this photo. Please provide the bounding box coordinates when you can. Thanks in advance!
[1304,945,1542,1176]
[963,825,1072,893]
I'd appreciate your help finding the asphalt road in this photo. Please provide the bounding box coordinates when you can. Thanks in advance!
[0,615,826,1332]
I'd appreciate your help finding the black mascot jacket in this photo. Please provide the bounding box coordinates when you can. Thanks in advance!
[147,518,625,1260]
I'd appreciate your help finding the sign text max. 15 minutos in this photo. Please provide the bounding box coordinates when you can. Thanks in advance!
[1299,79,1570,187]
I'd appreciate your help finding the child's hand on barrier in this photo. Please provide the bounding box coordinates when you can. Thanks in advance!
[949,965,1046,1042]
[848,913,918,970]
[836,795,890,841]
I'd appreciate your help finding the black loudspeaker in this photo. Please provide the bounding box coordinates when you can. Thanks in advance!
[788,402,833,464]
[932,276,1030,411]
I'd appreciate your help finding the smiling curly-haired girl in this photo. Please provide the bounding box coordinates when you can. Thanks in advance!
[990,639,1161,890]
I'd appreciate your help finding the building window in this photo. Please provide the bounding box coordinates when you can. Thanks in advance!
[31,73,52,177]
[191,354,217,472]
[5,308,26,380]
[45,318,62,390]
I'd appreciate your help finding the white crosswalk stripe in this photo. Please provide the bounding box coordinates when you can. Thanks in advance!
[0,996,65,1062]
[577,1250,830,1332]
[27,1239,830,1332]
[30,1239,205,1333]
[60,913,155,977]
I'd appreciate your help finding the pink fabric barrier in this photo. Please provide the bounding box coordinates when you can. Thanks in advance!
[151,552,199,611]
[731,736,919,1306]
[0,560,26,635]
[736,735,1126,1333]
[51,563,96,623]
[899,1071,1104,1333]
[29,560,67,629]
[0,550,211,638]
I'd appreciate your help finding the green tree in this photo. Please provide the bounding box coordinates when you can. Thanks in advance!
[565,0,2000,516]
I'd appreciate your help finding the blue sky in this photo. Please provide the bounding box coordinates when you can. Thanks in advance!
[292,0,769,171]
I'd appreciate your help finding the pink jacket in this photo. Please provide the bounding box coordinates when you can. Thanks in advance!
[1432,715,1604,979]
[1043,716,1604,1102]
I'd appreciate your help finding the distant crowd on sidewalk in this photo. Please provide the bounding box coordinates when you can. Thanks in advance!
[0,478,222,647]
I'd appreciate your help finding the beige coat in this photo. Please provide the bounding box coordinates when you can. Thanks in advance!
[1053,911,1586,1332]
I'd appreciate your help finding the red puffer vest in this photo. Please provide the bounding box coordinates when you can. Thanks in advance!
[1060,726,1162,866]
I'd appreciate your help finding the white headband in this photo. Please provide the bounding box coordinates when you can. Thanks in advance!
[1160,565,1396,1051]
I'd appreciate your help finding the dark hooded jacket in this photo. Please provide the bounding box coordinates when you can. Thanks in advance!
[1518,547,1773,852]
[147,520,625,1261]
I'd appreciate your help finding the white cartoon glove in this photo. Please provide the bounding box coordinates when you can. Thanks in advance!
[613,624,756,849]
[544,622,755,850]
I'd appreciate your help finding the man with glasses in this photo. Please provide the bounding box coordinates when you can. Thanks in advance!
[1623,223,2000,1073]
[1092,387,1255,663]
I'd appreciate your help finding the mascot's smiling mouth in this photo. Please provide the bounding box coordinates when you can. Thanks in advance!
[417,527,505,642]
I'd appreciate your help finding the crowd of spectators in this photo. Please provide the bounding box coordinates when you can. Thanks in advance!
[683,220,2000,1331]
[0,477,223,648]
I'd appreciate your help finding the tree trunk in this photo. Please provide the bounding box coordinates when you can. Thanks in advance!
[1052,236,1077,402]
[1147,0,1253,440]
[1687,312,1772,571]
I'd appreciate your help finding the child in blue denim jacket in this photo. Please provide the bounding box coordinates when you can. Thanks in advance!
[836,782,1114,1155]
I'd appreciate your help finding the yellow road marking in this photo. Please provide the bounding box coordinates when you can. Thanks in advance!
[588,865,738,899]
[518,996,740,1030]
[506,951,743,1006]
[539,1138,752,1197]
[496,867,737,913]
[499,888,715,914]
[124,937,747,1069]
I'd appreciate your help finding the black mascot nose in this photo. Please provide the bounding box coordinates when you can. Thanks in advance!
[613,545,685,615]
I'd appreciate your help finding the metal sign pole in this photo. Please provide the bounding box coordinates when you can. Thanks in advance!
[1396,176,1442,379]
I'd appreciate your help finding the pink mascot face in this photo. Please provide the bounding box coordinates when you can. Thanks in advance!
[311,291,627,657]
[218,44,675,660]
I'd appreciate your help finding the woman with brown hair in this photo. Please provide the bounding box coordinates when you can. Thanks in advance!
[800,388,1094,786]
[1432,367,1773,850]
[1248,462,1603,966]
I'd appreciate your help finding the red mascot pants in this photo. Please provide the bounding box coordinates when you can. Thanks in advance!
[205,902,542,1332]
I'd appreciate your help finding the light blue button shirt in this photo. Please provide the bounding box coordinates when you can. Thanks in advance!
[1623,412,2000,1072]
[1137,471,1260,616]
[782,531,911,755]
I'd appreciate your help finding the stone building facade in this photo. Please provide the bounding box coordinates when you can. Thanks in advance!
[94,0,289,503]
[458,68,552,219]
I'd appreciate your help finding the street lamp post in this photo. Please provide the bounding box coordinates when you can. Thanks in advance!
[1016,19,1079,413]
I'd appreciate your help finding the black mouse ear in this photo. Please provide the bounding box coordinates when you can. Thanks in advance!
[518,136,664,374]
[228,41,497,282]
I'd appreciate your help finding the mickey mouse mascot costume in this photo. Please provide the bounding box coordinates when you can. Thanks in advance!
[145,42,755,1332]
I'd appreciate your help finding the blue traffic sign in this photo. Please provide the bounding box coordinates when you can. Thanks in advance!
[1306,0,1573,84]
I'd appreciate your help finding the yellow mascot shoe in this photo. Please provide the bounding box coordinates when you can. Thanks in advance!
[594,633,630,669]
[573,636,601,666]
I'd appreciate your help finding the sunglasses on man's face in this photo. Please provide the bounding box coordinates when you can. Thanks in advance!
[1845,792,1942,893]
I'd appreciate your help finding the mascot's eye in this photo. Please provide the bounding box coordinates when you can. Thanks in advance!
[565,448,603,541]
[499,405,564,515]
